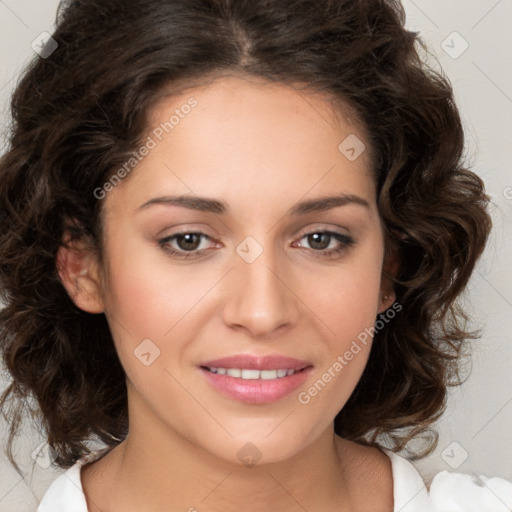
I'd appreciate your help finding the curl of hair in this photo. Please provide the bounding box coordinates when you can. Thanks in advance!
[0,0,491,469]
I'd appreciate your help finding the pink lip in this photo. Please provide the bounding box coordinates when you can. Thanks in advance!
[199,354,313,404]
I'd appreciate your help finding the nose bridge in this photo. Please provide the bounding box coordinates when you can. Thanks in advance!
[222,243,298,337]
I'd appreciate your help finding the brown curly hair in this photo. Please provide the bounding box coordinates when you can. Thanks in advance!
[0,0,491,471]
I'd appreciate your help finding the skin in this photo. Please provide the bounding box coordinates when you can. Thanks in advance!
[58,74,396,512]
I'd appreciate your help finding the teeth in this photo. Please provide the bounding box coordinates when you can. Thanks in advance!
[260,370,278,380]
[207,367,297,379]
[241,369,261,379]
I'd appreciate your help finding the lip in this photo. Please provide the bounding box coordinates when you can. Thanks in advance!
[199,354,313,404]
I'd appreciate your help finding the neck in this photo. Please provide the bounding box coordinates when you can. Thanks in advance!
[109,429,352,512]
[85,422,357,511]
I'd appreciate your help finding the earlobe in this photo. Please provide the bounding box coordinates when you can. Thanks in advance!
[378,240,400,313]
[378,291,396,313]
[56,238,105,314]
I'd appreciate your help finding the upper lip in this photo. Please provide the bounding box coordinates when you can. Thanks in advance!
[200,354,312,371]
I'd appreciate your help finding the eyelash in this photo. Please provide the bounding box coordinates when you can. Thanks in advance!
[158,230,355,260]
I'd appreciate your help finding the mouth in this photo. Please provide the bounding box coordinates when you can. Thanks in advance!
[201,366,307,380]
[198,354,313,404]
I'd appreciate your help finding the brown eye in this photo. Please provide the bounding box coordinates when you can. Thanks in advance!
[158,231,218,259]
[174,233,202,251]
[306,233,331,250]
[294,230,355,259]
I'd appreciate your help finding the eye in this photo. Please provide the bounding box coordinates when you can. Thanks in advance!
[293,230,355,258]
[158,229,355,261]
[158,231,219,259]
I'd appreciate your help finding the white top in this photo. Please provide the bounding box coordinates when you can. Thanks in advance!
[37,447,512,512]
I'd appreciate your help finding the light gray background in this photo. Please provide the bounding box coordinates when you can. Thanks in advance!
[0,0,511,510]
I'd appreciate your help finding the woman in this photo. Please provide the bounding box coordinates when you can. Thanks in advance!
[0,0,510,510]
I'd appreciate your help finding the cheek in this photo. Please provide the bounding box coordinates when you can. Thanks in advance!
[295,268,381,424]
[296,245,383,398]
[303,250,384,339]
[99,238,229,396]
[101,233,216,339]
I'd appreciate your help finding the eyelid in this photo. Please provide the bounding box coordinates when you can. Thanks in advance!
[155,223,216,238]
[291,222,351,240]
[293,229,354,249]
[296,228,352,242]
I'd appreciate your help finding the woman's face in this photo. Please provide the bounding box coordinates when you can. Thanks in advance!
[93,75,391,465]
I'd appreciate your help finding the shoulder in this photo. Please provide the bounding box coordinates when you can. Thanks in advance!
[380,447,431,512]
[383,448,512,512]
[428,469,512,512]
[37,448,110,512]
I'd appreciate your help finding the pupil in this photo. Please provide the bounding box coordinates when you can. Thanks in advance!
[308,233,330,250]
[178,233,200,251]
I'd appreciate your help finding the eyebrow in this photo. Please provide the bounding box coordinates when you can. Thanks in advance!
[138,195,226,214]
[137,193,370,215]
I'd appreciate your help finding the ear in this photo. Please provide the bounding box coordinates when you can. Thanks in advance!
[378,240,400,313]
[56,233,105,314]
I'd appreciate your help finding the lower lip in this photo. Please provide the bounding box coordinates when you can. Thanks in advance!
[200,367,312,404]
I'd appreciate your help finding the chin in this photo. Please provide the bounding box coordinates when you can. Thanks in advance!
[203,427,318,468]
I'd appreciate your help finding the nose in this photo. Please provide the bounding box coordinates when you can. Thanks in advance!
[221,251,300,338]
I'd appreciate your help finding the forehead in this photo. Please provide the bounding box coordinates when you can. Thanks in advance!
[146,74,372,162]
[106,74,377,216]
